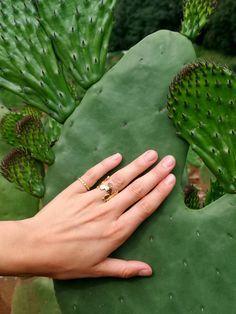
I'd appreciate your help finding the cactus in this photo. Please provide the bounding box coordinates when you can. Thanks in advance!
[16,116,55,164]
[167,62,236,193]
[0,1,236,313]
[184,184,201,209]
[1,110,55,164]
[181,0,217,41]
[0,105,39,220]
[0,0,76,122]
[0,111,23,146]
[42,30,236,314]
[0,148,45,198]
[36,0,117,89]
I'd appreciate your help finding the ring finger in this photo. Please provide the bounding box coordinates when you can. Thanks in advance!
[108,155,176,217]
[93,150,158,200]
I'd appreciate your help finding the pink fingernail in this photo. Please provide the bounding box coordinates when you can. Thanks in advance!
[144,150,157,162]
[162,156,175,168]
[112,153,122,160]
[138,268,152,277]
[164,174,176,185]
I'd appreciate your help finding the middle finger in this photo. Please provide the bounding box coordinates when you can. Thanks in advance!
[91,150,158,200]
[108,155,176,216]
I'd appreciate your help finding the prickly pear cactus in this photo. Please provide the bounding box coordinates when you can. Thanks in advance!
[0,105,39,220]
[36,0,117,89]
[167,62,236,193]
[181,0,217,40]
[0,0,76,122]
[45,30,235,314]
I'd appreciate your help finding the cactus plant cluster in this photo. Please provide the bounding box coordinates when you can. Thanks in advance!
[0,0,236,313]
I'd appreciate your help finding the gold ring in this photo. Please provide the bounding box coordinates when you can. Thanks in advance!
[98,176,118,202]
[78,177,90,191]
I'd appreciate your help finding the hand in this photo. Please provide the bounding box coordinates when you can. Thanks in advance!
[22,150,176,279]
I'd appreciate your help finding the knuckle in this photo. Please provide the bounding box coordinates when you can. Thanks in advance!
[133,157,144,170]
[84,168,97,182]
[129,181,144,198]
[120,267,132,279]
[139,199,152,217]
[111,174,125,189]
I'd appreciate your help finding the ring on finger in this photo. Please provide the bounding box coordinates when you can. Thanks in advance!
[78,177,90,191]
[97,176,118,202]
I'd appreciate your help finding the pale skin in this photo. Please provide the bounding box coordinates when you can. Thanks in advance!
[0,150,176,280]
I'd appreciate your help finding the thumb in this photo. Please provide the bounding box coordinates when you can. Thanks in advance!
[92,258,153,279]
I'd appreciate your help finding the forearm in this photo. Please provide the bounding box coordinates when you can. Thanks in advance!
[0,220,32,276]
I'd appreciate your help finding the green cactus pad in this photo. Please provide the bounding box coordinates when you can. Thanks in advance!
[16,116,55,164]
[181,0,217,41]
[0,105,39,220]
[45,31,236,314]
[36,0,116,89]
[167,61,236,193]
[0,111,23,146]
[0,1,76,122]
[0,148,45,198]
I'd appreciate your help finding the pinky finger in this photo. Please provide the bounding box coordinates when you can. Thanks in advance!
[118,174,176,238]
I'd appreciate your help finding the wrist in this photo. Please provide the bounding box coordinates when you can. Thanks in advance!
[0,218,35,276]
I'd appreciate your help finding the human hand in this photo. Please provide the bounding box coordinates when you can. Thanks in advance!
[22,150,176,279]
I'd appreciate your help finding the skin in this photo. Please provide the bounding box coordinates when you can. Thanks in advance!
[0,150,176,280]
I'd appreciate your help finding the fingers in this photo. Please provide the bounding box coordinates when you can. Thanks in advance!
[69,153,123,193]
[94,150,158,199]
[109,155,176,216]
[91,258,152,278]
[118,174,176,239]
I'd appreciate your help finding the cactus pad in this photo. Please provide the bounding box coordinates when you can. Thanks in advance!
[0,0,76,122]
[181,0,217,40]
[45,31,236,314]
[16,116,55,164]
[0,105,39,219]
[167,61,236,193]
[37,0,116,89]
[0,111,23,146]
[43,31,236,314]
[0,148,45,198]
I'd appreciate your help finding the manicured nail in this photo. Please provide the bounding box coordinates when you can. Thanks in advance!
[138,268,152,277]
[112,153,122,160]
[162,155,175,168]
[144,150,157,162]
[164,174,176,185]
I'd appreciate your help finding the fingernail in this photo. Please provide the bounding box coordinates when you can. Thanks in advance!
[144,150,157,162]
[164,174,176,185]
[162,156,175,168]
[138,268,152,277]
[112,153,122,160]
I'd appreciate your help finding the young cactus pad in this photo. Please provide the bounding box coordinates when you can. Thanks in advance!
[16,116,55,165]
[181,0,217,40]
[0,105,39,220]
[36,0,117,89]
[0,148,45,198]
[167,62,236,193]
[0,0,76,122]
